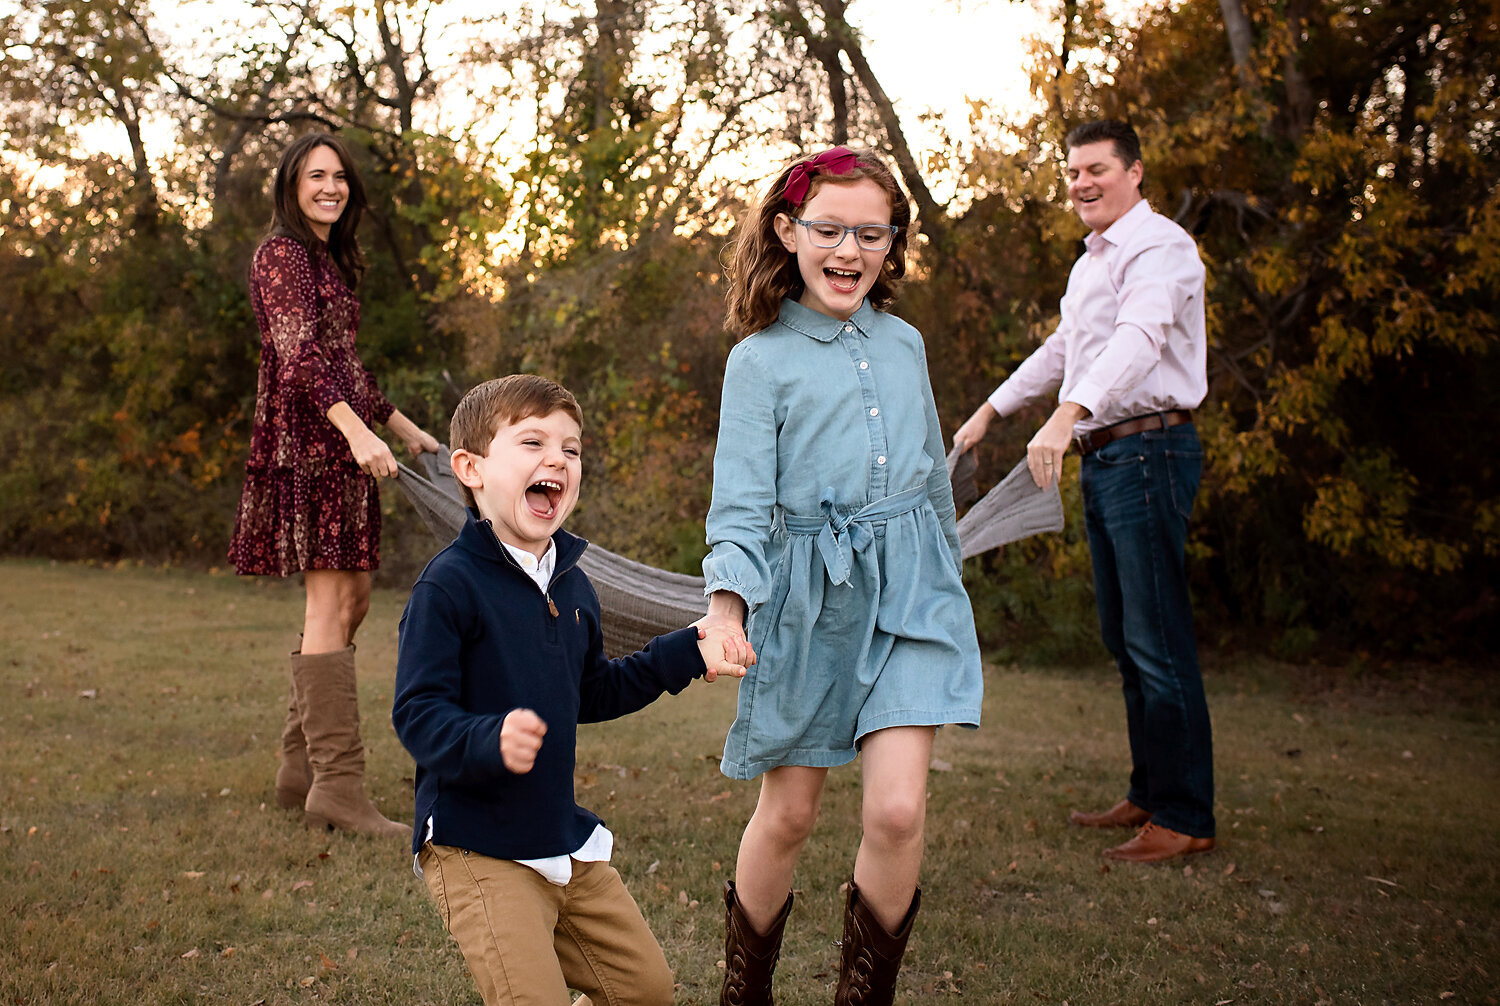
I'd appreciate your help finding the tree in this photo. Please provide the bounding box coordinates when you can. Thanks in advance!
[966,0,1500,653]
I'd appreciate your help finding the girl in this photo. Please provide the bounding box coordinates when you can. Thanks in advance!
[701,146,982,1005]
[228,133,439,838]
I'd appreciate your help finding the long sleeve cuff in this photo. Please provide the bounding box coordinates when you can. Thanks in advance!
[701,550,768,612]
[988,382,1031,419]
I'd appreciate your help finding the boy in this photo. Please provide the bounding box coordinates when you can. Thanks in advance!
[393,374,751,1006]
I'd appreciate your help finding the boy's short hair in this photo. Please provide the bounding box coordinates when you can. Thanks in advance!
[449,375,583,508]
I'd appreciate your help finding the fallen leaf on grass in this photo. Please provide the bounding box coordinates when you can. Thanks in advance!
[182,871,205,880]
[346,948,358,961]
[219,947,235,958]
[180,948,201,959]
[78,689,97,699]
[929,757,952,772]
[291,880,314,892]
[299,976,316,987]
[320,953,339,970]
[1365,876,1399,888]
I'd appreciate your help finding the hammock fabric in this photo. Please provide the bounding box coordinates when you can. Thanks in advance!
[396,446,1062,657]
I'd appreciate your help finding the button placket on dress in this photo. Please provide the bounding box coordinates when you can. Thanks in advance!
[839,322,890,499]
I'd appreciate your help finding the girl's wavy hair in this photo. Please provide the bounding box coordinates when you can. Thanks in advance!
[723,147,910,338]
[267,132,368,290]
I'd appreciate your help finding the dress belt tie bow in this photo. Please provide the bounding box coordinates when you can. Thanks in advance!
[781,485,927,586]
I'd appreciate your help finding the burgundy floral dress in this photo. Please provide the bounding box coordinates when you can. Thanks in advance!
[228,236,395,576]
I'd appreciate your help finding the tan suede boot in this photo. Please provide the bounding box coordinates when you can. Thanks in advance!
[274,656,312,809]
[834,882,920,1006]
[291,645,411,839]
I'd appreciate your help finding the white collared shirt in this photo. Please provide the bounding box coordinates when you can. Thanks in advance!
[415,538,613,886]
[987,199,1207,433]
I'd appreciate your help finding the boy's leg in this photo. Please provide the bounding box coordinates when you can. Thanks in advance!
[419,843,574,1006]
[553,860,674,1006]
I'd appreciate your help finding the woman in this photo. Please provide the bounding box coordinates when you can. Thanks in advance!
[229,132,439,838]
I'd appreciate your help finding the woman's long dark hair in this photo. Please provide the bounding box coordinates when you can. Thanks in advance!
[723,147,911,338]
[266,132,368,290]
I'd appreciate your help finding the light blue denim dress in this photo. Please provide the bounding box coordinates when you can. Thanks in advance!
[703,299,983,780]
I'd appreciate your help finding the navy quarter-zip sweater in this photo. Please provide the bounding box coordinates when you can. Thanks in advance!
[393,509,705,860]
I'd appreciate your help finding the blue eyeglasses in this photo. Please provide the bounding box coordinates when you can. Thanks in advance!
[790,218,901,251]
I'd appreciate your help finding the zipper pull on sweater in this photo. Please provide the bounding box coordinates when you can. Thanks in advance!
[546,594,559,618]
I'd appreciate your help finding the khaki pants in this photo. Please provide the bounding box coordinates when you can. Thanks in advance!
[419,842,674,1006]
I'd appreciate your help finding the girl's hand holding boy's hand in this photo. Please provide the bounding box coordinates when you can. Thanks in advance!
[500,708,547,773]
[693,620,755,682]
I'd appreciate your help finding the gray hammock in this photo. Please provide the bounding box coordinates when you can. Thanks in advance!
[396,446,1061,656]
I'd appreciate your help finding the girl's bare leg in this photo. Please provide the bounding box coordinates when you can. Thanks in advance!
[733,764,829,932]
[852,726,935,931]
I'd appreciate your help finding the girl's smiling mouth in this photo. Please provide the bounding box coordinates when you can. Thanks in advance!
[825,267,862,293]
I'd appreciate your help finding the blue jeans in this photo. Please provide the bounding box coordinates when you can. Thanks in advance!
[1080,423,1215,838]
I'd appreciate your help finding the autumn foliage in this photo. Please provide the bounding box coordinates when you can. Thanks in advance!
[0,0,1492,657]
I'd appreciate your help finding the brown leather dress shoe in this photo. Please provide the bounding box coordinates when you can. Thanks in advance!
[1103,822,1215,863]
[1069,799,1151,829]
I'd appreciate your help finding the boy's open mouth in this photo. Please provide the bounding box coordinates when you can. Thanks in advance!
[825,266,861,293]
[525,479,563,519]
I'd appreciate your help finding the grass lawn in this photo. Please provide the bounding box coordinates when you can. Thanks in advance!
[2,559,1497,1005]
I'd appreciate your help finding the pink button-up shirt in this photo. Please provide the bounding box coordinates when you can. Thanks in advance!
[987,199,1207,434]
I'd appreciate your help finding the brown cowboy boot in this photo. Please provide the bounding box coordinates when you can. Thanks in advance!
[292,645,411,839]
[274,654,312,809]
[834,882,920,1006]
[721,880,794,1006]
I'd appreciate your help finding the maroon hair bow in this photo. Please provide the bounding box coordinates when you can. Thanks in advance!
[782,146,859,207]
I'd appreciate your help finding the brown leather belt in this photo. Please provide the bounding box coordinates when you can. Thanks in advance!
[1075,410,1193,455]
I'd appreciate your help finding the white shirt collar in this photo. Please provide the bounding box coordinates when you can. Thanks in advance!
[1086,197,1152,254]
[501,539,555,590]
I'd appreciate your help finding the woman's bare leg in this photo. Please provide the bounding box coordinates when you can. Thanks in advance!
[301,569,371,653]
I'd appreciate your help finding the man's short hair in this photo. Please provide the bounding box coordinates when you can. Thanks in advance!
[1065,120,1143,172]
[449,375,583,508]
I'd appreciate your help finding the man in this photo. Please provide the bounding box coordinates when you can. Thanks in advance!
[953,120,1215,863]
